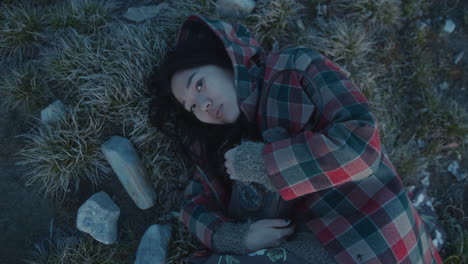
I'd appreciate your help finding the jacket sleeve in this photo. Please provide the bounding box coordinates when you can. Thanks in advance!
[179,165,232,249]
[262,49,382,201]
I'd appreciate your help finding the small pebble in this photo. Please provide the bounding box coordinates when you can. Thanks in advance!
[416,21,428,31]
[216,0,256,18]
[447,161,467,181]
[421,175,430,187]
[454,51,464,64]
[439,82,449,90]
[417,139,426,148]
[443,19,456,33]
[296,19,305,31]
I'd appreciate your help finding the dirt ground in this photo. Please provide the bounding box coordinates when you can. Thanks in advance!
[0,107,55,264]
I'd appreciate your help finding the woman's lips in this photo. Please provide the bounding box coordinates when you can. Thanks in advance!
[216,104,223,119]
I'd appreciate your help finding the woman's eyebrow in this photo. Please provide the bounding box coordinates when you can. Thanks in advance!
[186,71,197,89]
[182,71,197,110]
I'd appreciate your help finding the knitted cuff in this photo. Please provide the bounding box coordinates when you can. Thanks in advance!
[233,140,277,191]
[211,221,251,255]
[281,232,336,264]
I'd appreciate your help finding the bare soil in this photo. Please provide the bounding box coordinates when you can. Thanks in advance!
[0,108,55,264]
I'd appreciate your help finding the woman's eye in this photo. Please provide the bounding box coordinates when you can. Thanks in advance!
[196,78,203,91]
[190,104,196,113]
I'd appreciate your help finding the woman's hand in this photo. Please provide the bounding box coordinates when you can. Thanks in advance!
[224,146,239,180]
[244,219,295,252]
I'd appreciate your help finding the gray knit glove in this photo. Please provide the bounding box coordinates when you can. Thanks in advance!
[211,221,251,255]
[282,232,336,264]
[232,127,291,191]
[232,140,276,191]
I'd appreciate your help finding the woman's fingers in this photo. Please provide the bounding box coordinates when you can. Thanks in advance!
[279,225,295,237]
[261,219,291,228]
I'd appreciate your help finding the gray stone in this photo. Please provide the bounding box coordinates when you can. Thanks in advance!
[76,191,120,245]
[123,4,169,23]
[101,136,156,209]
[416,20,429,31]
[421,175,430,187]
[439,82,449,90]
[447,161,467,181]
[40,100,67,125]
[454,51,464,64]
[443,19,456,33]
[417,138,426,148]
[216,0,256,18]
[134,224,172,264]
[296,19,305,31]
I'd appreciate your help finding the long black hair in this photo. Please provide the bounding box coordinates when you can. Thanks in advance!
[147,20,261,181]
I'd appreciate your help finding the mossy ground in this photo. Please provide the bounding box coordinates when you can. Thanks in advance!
[0,0,466,263]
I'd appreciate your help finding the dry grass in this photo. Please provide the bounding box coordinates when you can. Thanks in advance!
[167,219,200,264]
[328,0,402,31]
[303,18,376,69]
[26,233,117,264]
[0,61,52,114]
[0,3,45,62]
[245,0,305,51]
[15,106,111,200]
[45,21,169,123]
[46,0,119,34]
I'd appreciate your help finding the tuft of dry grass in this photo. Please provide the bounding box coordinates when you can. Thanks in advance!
[15,106,111,200]
[43,30,109,102]
[328,0,402,32]
[26,233,117,264]
[0,3,45,62]
[45,21,169,123]
[167,219,200,264]
[245,0,305,51]
[0,61,52,114]
[46,0,119,35]
[304,18,376,69]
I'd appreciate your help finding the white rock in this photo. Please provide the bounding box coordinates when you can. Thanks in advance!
[40,100,67,125]
[421,175,430,187]
[454,51,464,64]
[76,191,120,245]
[123,4,169,23]
[296,19,305,31]
[101,136,156,209]
[447,160,467,181]
[443,19,456,33]
[413,192,425,208]
[134,224,172,264]
[432,230,443,250]
[216,0,256,18]
[417,138,426,148]
[439,82,449,90]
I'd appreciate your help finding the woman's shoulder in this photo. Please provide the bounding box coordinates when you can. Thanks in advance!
[264,45,325,73]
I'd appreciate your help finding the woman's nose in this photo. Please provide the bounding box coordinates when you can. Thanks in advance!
[196,95,211,112]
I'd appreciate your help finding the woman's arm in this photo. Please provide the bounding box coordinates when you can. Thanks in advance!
[180,166,233,249]
[183,165,297,254]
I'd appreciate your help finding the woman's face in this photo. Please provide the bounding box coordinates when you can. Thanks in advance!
[171,64,240,124]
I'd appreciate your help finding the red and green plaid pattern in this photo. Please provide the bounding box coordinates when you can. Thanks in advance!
[177,15,442,263]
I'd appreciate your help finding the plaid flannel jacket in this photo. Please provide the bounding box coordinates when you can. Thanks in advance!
[178,15,442,264]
